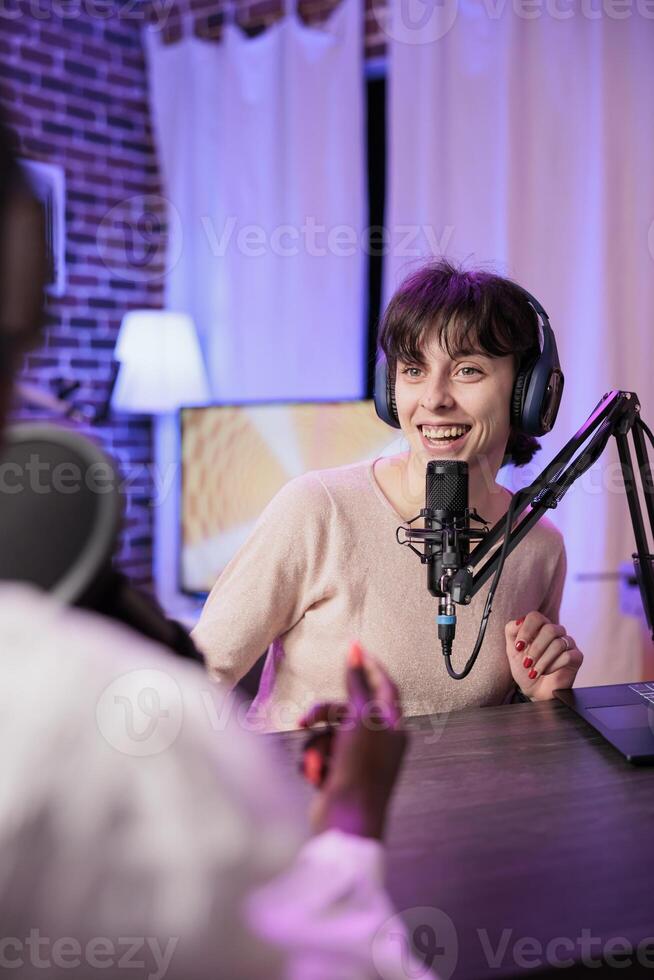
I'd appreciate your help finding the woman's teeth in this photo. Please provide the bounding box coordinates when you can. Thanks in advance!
[421,425,470,440]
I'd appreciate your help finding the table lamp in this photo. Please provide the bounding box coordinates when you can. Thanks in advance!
[112,309,210,413]
[111,309,211,614]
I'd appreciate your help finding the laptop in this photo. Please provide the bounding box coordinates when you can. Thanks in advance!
[555,682,654,764]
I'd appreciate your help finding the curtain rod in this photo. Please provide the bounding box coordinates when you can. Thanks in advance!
[154,12,389,76]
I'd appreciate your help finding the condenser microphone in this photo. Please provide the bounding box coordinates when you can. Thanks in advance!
[425,460,470,657]
[425,460,470,592]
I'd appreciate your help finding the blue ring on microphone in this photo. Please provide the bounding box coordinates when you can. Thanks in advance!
[437,615,457,625]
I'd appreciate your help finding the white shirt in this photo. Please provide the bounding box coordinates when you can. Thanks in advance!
[0,585,433,979]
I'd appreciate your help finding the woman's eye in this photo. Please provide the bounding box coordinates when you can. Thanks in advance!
[456,366,482,378]
[401,365,423,378]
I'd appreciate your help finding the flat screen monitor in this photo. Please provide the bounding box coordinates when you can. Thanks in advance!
[180,399,403,595]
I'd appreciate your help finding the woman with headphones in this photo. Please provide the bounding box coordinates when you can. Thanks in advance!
[193,260,583,731]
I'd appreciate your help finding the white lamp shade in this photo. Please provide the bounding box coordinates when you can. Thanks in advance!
[112,310,211,414]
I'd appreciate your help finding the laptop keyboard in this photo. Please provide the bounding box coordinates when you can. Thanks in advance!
[629,683,654,705]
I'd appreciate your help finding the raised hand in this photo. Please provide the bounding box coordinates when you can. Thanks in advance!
[505,612,583,701]
[298,641,407,841]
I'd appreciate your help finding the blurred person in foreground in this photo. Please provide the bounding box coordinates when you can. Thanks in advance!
[0,122,424,978]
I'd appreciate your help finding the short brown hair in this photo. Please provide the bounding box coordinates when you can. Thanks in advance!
[378,260,542,467]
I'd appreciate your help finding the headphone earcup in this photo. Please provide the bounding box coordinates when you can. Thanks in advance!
[511,369,529,430]
[387,369,398,425]
[373,354,401,429]
[511,289,564,437]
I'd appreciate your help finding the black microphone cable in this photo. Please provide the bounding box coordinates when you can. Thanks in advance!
[636,417,654,450]
[442,489,522,680]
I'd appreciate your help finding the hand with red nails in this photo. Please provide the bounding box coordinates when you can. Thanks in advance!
[505,612,583,700]
[298,641,407,841]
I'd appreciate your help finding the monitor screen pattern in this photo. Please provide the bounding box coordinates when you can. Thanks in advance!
[180,400,403,594]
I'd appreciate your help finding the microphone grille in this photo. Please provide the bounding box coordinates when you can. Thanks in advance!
[426,460,468,515]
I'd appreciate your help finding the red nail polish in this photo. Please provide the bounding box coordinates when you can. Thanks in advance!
[523,657,533,668]
[528,669,537,680]
[515,640,526,652]
[348,641,364,669]
[516,617,525,626]
[303,749,323,786]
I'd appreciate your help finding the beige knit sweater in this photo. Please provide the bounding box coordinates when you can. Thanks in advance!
[192,460,566,731]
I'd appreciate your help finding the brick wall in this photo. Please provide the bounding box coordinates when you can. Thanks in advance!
[1,0,386,592]
[1,3,162,590]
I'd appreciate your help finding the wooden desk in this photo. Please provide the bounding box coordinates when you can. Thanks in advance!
[273,700,654,979]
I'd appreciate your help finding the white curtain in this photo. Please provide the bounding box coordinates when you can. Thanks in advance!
[385,4,654,684]
[143,4,365,614]
[145,0,365,402]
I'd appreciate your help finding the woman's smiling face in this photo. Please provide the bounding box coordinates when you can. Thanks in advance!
[394,337,516,476]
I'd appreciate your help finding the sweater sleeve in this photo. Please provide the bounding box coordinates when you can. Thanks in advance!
[538,532,567,625]
[192,473,333,689]
[246,830,438,980]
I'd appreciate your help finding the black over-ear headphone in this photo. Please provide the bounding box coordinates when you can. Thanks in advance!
[373,286,564,438]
